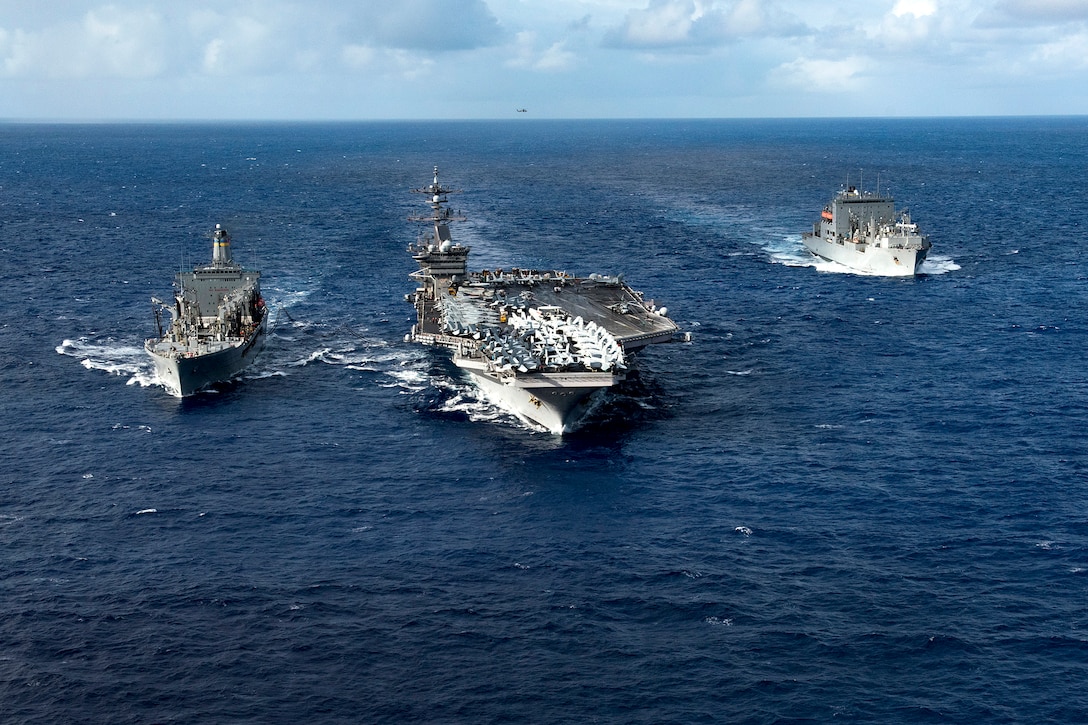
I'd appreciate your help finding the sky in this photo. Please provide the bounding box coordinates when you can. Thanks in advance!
[1,0,1086,120]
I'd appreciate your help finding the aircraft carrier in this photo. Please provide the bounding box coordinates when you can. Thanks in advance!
[405,168,681,433]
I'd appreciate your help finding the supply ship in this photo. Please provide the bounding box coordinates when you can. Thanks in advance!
[803,185,931,276]
[405,168,681,434]
[146,224,267,396]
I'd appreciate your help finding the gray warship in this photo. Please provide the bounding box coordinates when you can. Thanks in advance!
[405,167,681,434]
[146,224,267,396]
[803,185,931,276]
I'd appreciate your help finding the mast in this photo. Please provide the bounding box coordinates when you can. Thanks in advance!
[410,166,466,250]
[408,167,469,282]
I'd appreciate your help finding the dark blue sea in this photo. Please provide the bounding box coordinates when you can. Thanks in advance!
[2,118,1087,723]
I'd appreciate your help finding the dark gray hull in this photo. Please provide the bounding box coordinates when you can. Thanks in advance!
[147,317,266,397]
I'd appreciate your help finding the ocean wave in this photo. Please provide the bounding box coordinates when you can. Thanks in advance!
[287,348,337,367]
[244,370,288,381]
[261,319,417,379]
[263,285,314,313]
[381,368,430,392]
[414,376,533,429]
[338,348,416,369]
[56,336,158,388]
[438,390,526,428]
[764,236,825,269]
[110,424,153,433]
[920,255,960,275]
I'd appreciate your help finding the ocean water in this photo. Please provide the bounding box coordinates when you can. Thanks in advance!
[2,117,1088,723]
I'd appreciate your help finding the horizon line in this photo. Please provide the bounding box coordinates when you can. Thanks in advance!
[1,113,1086,125]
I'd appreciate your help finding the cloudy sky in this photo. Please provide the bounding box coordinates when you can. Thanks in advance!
[1,0,1086,120]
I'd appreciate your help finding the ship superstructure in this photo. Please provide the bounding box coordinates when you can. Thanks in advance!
[405,167,680,433]
[146,224,267,396]
[802,185,931,276]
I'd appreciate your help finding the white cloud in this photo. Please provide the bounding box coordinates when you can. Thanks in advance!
[0,5,167,79]
[771,55,868,93]
[341,44,435,80]
[0,28,30,77]
[346,0,504,51]
[726,0,779,34]
[609,0,701,47]
[508,31,578,71]
[873,0,942,51]
[604,0,807,49]
[0,1,1087,119]
[197,14,273,74]
[0,2,505,82]
[892,0,938,18]
[536,41,578,70]
[992,0,1088,22]
[185,5,348,76]
[1028,28,1088,70]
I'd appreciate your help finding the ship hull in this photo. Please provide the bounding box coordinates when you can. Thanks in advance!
[455,357,618,434]
[802,234,926,277]
[147,318,266,397]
